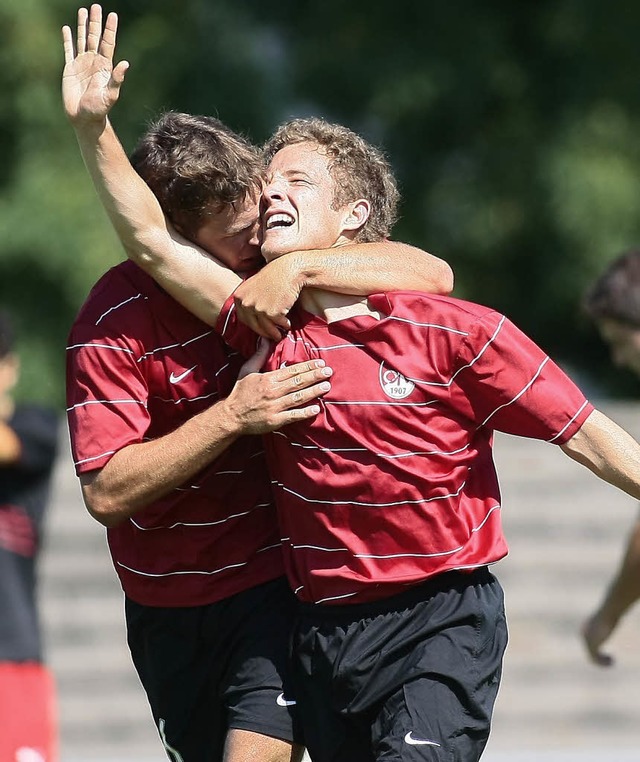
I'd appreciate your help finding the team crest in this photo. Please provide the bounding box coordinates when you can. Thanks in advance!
[379,362,415,399]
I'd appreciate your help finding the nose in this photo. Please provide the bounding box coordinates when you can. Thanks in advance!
[262,176,286,204]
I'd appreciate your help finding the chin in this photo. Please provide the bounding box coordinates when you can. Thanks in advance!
[261,247,288,262]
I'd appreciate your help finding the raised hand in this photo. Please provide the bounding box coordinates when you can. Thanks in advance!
[61,4,129,125]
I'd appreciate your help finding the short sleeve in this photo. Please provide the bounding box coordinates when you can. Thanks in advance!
[215,293,261,359]
[451,311,593,443]
[66,320,151,474]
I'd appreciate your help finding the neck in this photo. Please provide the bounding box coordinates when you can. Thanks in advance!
[299,289,380,323]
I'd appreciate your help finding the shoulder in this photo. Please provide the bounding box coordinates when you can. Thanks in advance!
[73,262,154,325]
[372,291,502,329]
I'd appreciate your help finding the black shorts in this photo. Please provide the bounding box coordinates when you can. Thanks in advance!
[125,577,302,761]
[291,567,507,762]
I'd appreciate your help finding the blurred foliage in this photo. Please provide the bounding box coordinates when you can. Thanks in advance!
[2,0,640,406]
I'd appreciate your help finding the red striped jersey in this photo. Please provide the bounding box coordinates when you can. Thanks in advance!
[66,261,282,607]
[218,290,593,605]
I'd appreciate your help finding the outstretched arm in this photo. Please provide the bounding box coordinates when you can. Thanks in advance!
[560,409,640,500]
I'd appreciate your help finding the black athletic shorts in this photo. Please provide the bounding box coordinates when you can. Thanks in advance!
[125,576,302,761]
[292,567,507,762]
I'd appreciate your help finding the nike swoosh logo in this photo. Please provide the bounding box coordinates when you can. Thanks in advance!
[169,366,197,384]
[276,693,297,707]
[404,731,440,747]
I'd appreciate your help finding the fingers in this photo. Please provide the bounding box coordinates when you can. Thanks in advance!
[70,5,115,61]
[273,359,331,384]
[76,6,88,55]
[99,10,119,60]
[86,4,103,53]
[62,25,74,65]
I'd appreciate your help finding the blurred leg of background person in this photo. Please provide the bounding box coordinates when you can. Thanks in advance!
[0,310,60,760]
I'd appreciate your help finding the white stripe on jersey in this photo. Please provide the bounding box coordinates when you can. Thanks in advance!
[353,504,501,559]
[135,330,215,363]
[325,400,439,408]
[316,591,360,604]
[117,560,248,577]
[95,293,146,325]
[547,399,591,443]
[272,429,471,460]
[478,357,549,428]
[257,542,282,553]
[150,391,219,405]
[129,502,272,531]
[66,398,147,412]
[74,449,118,466]
[386,315,469,334]
[284,333,364,352]
[405,314,507,388]
[66,342,135,354]
[288,504,501,560]
[271,478,466,508]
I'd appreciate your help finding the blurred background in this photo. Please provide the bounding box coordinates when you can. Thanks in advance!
[2,0,640,759]
[6,0,640,407]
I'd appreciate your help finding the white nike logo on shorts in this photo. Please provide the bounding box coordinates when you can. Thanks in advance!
[276,693,297,707]
[169,366,197,384]
[404,731,441,746]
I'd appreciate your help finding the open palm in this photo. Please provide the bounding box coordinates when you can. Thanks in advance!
[61,5,128,124]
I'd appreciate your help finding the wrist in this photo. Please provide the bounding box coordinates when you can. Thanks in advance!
[73,115,109,141]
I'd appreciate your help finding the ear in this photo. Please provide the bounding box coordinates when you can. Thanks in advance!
[342,199,370,234]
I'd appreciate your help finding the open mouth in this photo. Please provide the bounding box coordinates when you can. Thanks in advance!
[266,213,295,230]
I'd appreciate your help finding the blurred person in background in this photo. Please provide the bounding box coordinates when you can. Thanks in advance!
[581,248,640,666]
[0,310,60,761]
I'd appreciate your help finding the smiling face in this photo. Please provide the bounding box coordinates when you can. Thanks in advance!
[191,192,263,275]
[260,142,368,262]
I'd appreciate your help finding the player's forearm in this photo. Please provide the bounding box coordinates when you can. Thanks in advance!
[74,118,171,267]
[285,242,454,296]
[73,119,239,323]
[560,409,640,500]
[80,400,243,528]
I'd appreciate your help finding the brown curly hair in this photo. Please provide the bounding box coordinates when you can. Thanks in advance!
[262,118,399,242]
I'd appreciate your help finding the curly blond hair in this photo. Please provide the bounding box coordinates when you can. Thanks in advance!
[263,118,399,242]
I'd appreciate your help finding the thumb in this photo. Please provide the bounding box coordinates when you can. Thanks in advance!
[238,338,271,380]
[111,60,129,88]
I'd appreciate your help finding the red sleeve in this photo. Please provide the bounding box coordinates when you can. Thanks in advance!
[451,311,593,443]
[215,292,260,359]
[66,318,151,475]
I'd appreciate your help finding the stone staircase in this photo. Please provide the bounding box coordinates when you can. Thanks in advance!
[41,403,640,760]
